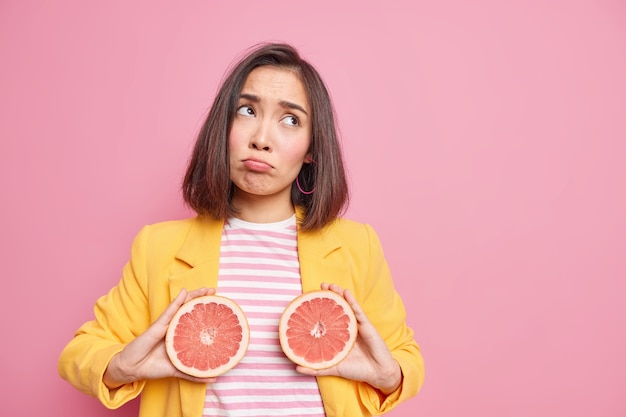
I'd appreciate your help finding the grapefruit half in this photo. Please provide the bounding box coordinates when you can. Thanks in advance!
[279,290,357,369]
[165,295,249,378]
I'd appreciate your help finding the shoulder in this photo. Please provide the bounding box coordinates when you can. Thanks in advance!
[139,217,196,239]
[326,216,375,235]
[324,217,383,248]
[133,216,221,249]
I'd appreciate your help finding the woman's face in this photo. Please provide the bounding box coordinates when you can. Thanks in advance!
[229,66,312,206]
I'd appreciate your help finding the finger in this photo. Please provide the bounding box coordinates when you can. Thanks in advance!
[342,288,370,325]
[175,372,218,384]
[321,284,367,325]
[138,289,188,343]
[323,282,346,297]
[156,289,188,325]
[158,288,216,328]
[295,365,329,377]
[183,287,211,303]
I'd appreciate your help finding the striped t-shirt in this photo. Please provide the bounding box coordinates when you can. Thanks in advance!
[204,215,326,417]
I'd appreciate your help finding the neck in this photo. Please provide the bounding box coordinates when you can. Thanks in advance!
[232,190,295,223]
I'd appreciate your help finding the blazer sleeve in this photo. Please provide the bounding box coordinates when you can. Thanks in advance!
[57,226,154,409]
[355,223,425,414]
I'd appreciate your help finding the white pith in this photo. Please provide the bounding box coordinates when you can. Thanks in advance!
[199,328,217,345]
[310,321,326,338]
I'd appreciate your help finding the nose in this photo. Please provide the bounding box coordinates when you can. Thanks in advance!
[250,120,272,152]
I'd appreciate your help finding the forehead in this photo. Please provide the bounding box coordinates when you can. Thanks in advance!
[241,66,310,109]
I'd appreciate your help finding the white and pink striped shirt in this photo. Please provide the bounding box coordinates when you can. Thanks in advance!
[204,215,326,417]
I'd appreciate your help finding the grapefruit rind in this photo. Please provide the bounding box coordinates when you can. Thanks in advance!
[165,295,250,378]
[278,290,357,370]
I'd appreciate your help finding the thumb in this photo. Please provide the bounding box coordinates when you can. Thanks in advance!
[152,289,188,332]
[295,365,335,377]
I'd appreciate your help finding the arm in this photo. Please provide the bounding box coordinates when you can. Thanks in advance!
[57,226,153,408]
[357,223,425,406]
[57,225,214,408]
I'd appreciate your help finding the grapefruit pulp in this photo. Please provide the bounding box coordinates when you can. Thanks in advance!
[279,290,357,369]
[165,295,249,378]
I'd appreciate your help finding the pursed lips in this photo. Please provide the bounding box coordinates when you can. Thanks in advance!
[242,158,273,172]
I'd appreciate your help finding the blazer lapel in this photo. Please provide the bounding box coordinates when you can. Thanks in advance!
[297,221,350,293]
[168,216,224,298]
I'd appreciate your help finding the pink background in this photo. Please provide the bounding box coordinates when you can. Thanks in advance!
[1,1,625,416]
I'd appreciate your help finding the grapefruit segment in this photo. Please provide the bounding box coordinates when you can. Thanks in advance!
[165,295,249,378]
[279,290,357,369]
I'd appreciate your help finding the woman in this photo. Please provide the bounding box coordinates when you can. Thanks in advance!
[58,42,425,417]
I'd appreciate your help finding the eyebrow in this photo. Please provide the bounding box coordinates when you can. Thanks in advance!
[239,93,309,116]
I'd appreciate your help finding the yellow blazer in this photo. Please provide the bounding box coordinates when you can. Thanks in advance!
[58,214,424,416]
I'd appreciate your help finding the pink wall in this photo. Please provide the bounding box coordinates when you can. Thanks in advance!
[1,1,625,416]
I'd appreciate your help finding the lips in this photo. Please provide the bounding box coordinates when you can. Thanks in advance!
[242,158,272,172]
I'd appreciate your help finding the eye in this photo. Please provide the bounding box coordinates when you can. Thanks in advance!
[236,105,255,117]
[281,115,300,127]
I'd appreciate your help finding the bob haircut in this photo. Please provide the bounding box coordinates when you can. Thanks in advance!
[183,42,349,231]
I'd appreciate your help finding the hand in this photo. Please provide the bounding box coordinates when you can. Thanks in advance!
[103,287,217,389]
[295,283,403,395]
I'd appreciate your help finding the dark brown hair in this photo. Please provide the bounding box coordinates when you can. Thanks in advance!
[182,43,349,230]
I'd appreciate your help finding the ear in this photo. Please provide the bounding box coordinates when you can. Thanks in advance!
[304,153,314,164]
